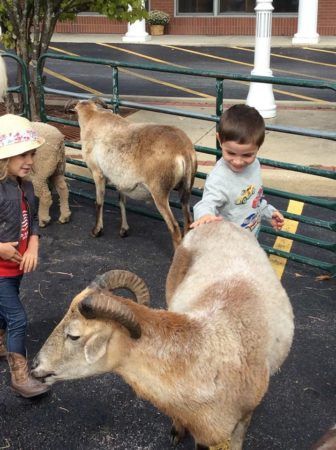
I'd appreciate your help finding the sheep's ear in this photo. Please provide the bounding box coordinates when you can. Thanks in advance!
[84,333,108,364]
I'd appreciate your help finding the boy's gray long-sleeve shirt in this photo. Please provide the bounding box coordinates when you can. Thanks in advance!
[193,158,276,235]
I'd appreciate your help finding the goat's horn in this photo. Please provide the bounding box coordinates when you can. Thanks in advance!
[64,99,79,113]
[78,293,141,339]
[90,96,109,109]
[90,270,150,306]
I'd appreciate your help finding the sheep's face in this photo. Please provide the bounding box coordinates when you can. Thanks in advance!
[32,288,124,385]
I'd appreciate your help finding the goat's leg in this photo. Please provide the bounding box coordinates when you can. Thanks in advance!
[32,178,52,227]
[51,173,71,224]
[119,192,130,237]
[151,191,182,250]
[90,168,106,237]
[179,186,193,236]
[170,418,187,447]
[230,412,252,450]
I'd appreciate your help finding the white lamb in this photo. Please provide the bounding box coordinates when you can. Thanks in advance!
[29,122,71,227]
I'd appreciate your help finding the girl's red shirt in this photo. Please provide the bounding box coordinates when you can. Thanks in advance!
[0,191,29,276]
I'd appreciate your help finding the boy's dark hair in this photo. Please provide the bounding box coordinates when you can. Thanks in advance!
[218,104,265,148]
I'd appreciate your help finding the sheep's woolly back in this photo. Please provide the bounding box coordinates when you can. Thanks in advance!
[168,221,294,374]
[0,56,8,101]
[30,122,66,177]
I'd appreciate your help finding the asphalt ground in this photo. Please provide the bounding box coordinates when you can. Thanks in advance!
[0,185,335,450]
[2,44,336,102]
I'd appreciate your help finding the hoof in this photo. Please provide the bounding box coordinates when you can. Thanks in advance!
[91,228,103,238]
[58,214,71,224]
[39,219,51,228]
[170,425,186,447]
[119,228,129,238]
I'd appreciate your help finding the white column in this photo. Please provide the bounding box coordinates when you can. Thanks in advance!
[246,0,276,119]
[292,0,319,45]
[122,2,151,43]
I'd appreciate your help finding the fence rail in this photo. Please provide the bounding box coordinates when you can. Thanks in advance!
[30,53,335,275]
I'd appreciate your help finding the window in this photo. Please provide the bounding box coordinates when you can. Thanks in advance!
[178,0,213,13]
[177,0,299,14]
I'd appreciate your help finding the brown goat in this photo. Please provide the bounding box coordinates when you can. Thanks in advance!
[32,221,294,449]
[68,99,197,250]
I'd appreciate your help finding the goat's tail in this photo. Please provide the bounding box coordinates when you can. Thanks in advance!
[182,150,197,196]
[0,55,8,102]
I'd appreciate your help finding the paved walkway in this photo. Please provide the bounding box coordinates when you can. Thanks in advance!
[52,33,336,47]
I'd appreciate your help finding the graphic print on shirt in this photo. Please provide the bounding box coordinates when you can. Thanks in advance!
[252,187,264,209]
[21,207,29,242]
[241,212,261,232]
[235,184,256,205]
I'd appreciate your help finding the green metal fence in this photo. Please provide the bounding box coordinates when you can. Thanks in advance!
[1,52,31,119]
[36,52,335,275]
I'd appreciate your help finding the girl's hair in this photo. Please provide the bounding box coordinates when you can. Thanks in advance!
[0,158,9,181]
[218,104,265,148]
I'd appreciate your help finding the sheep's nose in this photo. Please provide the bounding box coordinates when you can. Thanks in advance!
[31,355,40,370]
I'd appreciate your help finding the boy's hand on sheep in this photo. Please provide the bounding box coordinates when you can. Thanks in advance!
[190,214,223,229]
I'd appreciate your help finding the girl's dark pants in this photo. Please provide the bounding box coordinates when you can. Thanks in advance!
[0,275,26,356]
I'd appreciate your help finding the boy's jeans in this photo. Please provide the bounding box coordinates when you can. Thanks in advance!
[0,275,27,356]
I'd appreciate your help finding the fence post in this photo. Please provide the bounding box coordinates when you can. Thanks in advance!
[246,0,276,119]
[292,0,320,45]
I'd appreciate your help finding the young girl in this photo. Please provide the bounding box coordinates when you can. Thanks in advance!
[0,113,50,398]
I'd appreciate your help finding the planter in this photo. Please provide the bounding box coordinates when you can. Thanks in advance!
[150,24,164,36]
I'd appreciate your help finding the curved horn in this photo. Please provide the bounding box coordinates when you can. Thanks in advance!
[90,270,150,306]
[78,293,141,339]
[64,99,79,114]
[90,96,109,109]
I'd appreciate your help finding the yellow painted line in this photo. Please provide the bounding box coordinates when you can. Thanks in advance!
[166,45,329,102]
[234,79,327,102]
[98,43,187,68]
[119,67,213,98]
[49,46,78,57]
[271,87,327,102]
[47,46,103,94]
[164,44,253,67]
[232,45,336,68]
[269,200,304,279]
[50,44,213,99]
[49,44,327,101]
[43,67,102,95]
[232,46,336,82]
[304,47,336,55]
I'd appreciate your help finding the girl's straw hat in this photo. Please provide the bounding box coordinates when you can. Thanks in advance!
[0,114,45,160]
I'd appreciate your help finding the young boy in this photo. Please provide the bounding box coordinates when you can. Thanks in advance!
[191,104,284,235]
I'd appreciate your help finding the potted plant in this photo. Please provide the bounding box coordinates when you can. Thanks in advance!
[147,10,170,36]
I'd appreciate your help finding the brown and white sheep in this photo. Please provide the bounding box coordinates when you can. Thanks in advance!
[32,221,294,449]
[29,122,71,227]
[66,99,197,250]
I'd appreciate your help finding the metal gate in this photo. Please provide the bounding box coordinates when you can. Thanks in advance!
[34,52,336,275]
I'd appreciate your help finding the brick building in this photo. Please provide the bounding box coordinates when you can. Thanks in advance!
[55,0,336,36]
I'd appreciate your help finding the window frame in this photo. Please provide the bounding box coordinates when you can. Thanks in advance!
[175,0,299,17]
